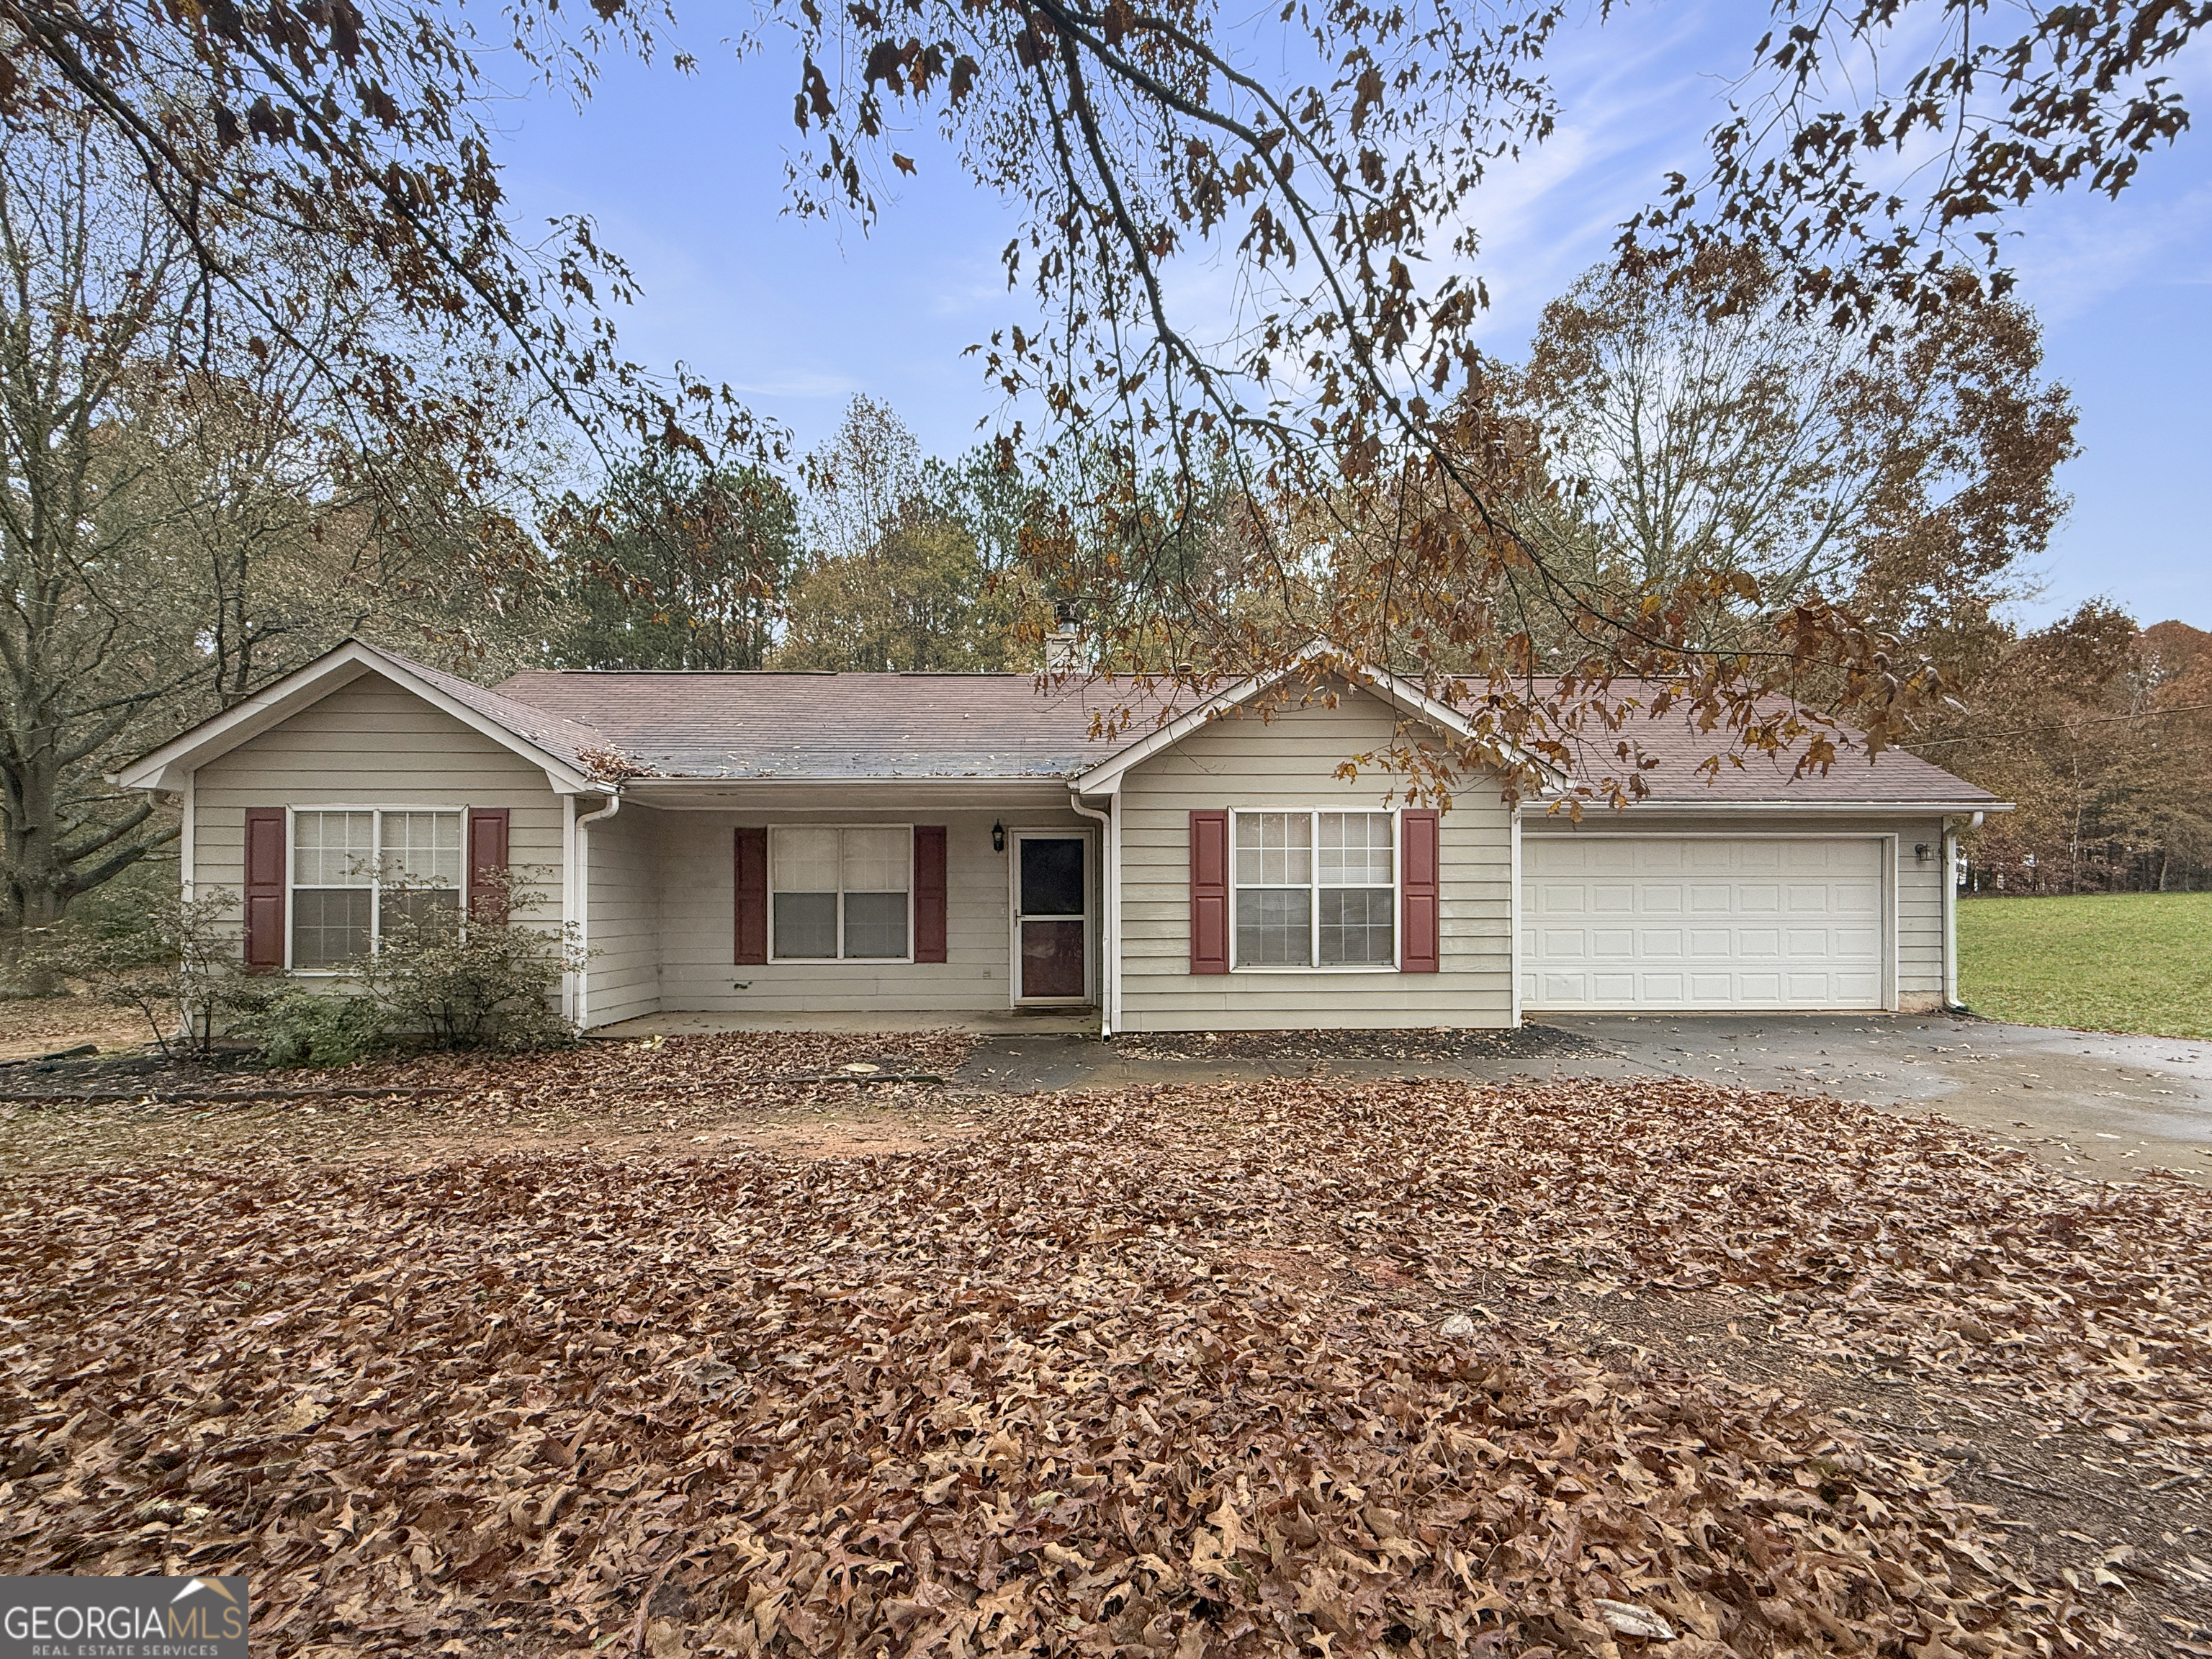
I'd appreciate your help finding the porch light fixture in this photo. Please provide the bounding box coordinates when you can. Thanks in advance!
[1915,842,1932,863]
[992,820,1006,853]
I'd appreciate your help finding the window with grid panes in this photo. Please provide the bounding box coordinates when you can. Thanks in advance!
[1232,810,1396,968]
[290,809,462,968]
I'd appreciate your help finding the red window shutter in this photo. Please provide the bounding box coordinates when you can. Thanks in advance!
[734,827,768,965]
[1401,809,1441,973]
[467,808,511,922]
[913,825,948,963]
[243,808,286,972]
[1189,809,1230,974]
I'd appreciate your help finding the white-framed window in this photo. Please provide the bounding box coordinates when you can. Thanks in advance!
[290,809,463,970]
[770,825,912,962]
[1231,809,1398,969]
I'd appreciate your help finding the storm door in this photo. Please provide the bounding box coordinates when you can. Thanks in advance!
[1012,833,1089,1002]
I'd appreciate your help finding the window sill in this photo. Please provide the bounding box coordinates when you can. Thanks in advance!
[1230,963,1401,974]
[766,958,917,967]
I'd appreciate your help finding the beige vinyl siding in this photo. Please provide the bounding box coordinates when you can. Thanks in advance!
[583,803,661,1026]
[649,806,1091,1015]
[1519,811,1951,1010]
[192,672,567,952]
[1115,691,1515,1032]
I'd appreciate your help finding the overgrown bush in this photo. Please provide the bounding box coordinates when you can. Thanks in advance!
[31,869,583,1066]
[242,867,582,1066]
[349,868,581,1052]
[253,989,389,1069]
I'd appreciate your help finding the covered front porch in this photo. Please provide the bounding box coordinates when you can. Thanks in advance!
[570,780,1105,1030]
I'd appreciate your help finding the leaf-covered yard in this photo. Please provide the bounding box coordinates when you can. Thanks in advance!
[3,1035,2210,1657]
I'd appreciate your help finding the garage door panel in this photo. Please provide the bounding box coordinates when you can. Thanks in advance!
[1784,883,1837,913]
[1524,836,1886,1012]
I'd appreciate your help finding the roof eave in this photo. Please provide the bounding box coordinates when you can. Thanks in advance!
[1516,798,2015,815]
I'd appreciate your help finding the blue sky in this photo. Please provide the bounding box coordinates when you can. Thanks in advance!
[495,1,2211,629]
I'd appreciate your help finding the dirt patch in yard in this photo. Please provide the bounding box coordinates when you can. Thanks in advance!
[3,1061,2208,1657]
[0,1030,988,1172]
[0,992,163,1060]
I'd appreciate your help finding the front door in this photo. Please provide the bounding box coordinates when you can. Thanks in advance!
[1013,833,1089,1002]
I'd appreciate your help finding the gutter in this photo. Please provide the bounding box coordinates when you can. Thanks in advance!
[1516,799,2013,817]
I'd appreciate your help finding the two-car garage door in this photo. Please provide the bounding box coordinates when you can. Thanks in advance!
[1521,837,1886,1011]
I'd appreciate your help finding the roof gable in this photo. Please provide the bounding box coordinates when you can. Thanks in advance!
[1066,643,1520,795]
[112,641,616,794]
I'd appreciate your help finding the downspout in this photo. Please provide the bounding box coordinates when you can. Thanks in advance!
[179,770,195,904]
[1069,790,1115,1038]
[572,793,622,1030]
[1509,804,1523,1028]
[1942,811,1984,1012]
[179,770,197,1050]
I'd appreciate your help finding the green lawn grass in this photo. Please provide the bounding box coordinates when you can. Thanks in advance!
[1958,891,2212,1039]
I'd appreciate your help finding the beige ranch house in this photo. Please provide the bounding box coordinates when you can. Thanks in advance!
[115,640,2008,1033]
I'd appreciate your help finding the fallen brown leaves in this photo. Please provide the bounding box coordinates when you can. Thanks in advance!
[0,1033,986,1172]
[3,1061,2207,1657]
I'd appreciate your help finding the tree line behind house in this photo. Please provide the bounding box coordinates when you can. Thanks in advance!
[2,117,2202,989]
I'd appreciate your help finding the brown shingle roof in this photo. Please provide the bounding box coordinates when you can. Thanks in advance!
[1543,696,2002,806]
[355,644,627,783]
[487,670,1199,781]
[480,664,1997,806]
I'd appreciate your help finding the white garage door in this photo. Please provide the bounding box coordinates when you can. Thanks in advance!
[1521,837,1885,1011]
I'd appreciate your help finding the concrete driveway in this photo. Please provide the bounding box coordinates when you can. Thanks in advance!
[955,1013,2212,1186]
[1540,1013,2212,1185]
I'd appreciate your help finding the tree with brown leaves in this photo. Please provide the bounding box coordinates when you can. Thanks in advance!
[4,0,2203,800]
[1505,248,2078,665]
[1915,606,2212,893]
